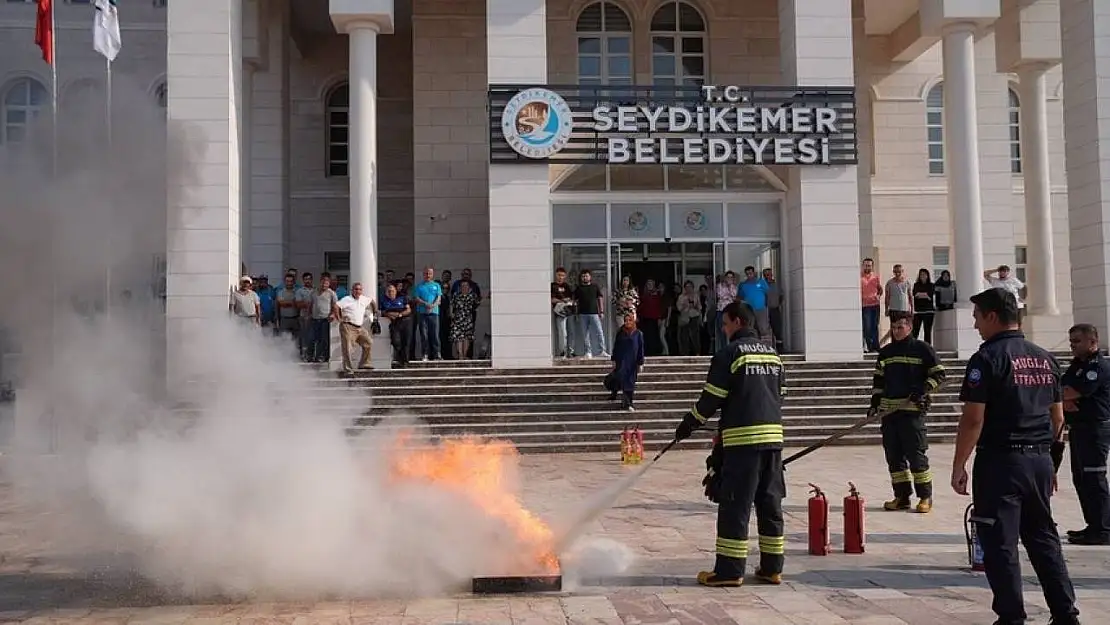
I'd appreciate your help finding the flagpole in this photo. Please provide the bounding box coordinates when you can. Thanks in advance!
[49,0,57,179]
[105,57,112,322]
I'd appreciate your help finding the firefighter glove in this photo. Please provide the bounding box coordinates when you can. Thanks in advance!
[674,413,699,442]
[702,467,722,504]
[1051,440,1066,473]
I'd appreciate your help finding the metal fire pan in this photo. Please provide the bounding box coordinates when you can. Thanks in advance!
[471,575,562,594]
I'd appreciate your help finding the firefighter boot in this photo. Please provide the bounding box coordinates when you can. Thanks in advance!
[753,569,783,585]
[915,498,933,514]
[696,571,743,588]
[883,497,911,511]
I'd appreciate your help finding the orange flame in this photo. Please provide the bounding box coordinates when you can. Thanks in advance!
[387,435,559,574]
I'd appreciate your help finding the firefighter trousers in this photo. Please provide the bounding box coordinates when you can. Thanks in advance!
[1069,421,1110,538]
[881,411,932,500]
[972,447,1078,624]
[714,449,786,580]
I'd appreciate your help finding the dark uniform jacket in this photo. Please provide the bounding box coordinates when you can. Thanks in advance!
[959,330,1061,447]
[1062,351,1110,425]
[870,337,946,413]
[690,328,785,449]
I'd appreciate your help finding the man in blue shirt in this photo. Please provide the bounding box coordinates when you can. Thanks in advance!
[739,266,772,344]
[412,266,443,361]
[254,274,276,330]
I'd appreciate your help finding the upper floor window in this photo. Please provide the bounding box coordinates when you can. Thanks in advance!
[1008,87,1022,174]
[926,83,944,175]
[575,2,632,86]
[650,1,707,87]
[1,77,48,145]
[326,82,349,178]
[1014,246,1028,282]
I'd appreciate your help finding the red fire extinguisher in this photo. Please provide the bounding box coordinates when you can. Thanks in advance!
[965,504,985,571]
[843,482,865,554]
[620,428,631,464]
[633,427,645,463]
[807,483,830,556]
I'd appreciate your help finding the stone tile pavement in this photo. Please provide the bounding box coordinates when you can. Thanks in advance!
[1,444,1109,623]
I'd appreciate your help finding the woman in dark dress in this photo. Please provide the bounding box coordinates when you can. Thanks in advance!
[911,268,936,344]
[609,312,645,411]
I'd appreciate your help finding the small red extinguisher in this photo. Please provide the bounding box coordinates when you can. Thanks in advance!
[633,427,645,463]
[965,504,985,571]
[807,483,830,556]
[843,482,866,554]
[620,428,631,464]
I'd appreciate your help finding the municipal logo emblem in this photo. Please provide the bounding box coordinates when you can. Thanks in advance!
[1087,370,1098,381]
[685,210,706,231]
[500,88,574,159]
[967,368,982,385]
[628,211,648,232]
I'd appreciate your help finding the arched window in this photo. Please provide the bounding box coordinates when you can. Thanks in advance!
[325,82,349,178]
[1,77,48,146]
[1008,87,1021,174]
[155,82,167,108]
[650,1,707,87]
[926,83,944,175]
[575,2,632,86]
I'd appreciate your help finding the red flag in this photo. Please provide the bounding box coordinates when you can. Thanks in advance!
[34,0,54,66]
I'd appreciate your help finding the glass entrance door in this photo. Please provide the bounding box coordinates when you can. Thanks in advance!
[554,243,610,356]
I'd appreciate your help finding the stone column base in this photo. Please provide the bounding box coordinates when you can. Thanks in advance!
[933,307,982,359]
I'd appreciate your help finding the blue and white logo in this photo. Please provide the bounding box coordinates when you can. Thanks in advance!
[967,368,982,384]
[1087,370,1098,381]
[501,88,574,159]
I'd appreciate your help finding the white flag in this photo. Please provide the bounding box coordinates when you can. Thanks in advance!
[93,0,121,62]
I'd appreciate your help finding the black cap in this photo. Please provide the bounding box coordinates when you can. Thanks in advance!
[970,287,1020,323]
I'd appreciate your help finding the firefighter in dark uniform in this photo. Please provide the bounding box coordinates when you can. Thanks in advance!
[672,301,786,587]
[951,288,1080,625]
[870,311,946,513]
[1061,323,1110,546]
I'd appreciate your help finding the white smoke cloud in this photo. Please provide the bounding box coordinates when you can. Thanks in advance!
[0,75,556,600]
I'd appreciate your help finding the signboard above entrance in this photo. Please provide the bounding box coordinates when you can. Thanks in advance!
[489,84,857,166]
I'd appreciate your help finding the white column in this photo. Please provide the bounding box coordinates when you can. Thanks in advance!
[487,0,552,368]
[1060,0,1110,332]
[165,0,244,384]
[942,23,985,300]
[778,0,862,361]
[1017,64,1058,316]
[348,24,379,300]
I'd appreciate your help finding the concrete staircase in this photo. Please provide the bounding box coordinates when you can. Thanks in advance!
[306,352,983,453]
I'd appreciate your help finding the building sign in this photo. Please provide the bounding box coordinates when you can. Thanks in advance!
[489,84,857,166]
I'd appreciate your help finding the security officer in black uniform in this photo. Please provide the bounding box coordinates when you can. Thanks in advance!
[951,288,1080,625]
[869,311,946,513]
[1060,323,1110,545]
[673,301,786,588]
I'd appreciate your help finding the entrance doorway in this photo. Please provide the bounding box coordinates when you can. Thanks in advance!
[612,242,719,292]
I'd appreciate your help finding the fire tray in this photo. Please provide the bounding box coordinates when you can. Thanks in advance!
[471,575,562,594]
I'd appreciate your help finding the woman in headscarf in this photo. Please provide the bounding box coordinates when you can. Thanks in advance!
[606,312,645,411]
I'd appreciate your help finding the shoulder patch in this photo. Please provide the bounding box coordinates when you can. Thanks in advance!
[1087,370,1098,381]
[967,368,982,384]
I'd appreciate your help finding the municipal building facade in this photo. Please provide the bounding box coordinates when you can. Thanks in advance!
[2,0,1110,367]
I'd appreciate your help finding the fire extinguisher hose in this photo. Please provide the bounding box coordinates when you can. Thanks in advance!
[783,380,949,467]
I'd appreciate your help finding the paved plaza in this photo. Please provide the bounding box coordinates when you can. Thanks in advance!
[1,444,1109,624]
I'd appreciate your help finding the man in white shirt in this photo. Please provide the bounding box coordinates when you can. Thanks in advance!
[984,264,1027,324]
[229,276,261,325]
[337,282,377,373]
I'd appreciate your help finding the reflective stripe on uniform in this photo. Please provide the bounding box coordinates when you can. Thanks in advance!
[703,383,728,398]
[912,469,933,484]
[879,356,924,366]
[757,535,785,555]
[691,406,708,423]
[890,470,912,484]
[715,536,748,559]
[730,353,783,373]
[878,397,919,412]
[720,423,784,447]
